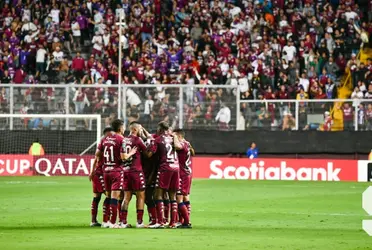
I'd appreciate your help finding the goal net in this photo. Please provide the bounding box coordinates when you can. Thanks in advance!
[0,114,101,156]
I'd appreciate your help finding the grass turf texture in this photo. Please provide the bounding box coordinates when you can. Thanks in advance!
[0,177,371,249]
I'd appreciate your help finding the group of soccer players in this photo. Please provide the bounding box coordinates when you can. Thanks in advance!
[89,119,194,229]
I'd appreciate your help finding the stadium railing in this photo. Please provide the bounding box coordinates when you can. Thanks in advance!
[0,83,371,131]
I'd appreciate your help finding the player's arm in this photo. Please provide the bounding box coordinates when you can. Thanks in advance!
[189,143,196,156]
[141,126,152,139]
[172,133,182,150]
[89,150,102,181]
[121,146,138,160]
[139,138,153,158]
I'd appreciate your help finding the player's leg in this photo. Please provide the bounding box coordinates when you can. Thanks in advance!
[109,190,121,227]
[109,171,124,228]
[90,174,103,227]
[174,172,191,228]
[119,171,132,228]
[168,189,178,228]
[135,190,145,227]
[183,175,192,224]
[134,171,146,228]
[90,192,102,227]
[163,191,170,225]
[145,185,157,226]
[102,173,112,228]
[150,187,164,228]
[118,190,124,223]
[176,192,184,225]
[168,171,181,228]
[149,170,171,228]
[119,190,132,228]
[183,194,191,222]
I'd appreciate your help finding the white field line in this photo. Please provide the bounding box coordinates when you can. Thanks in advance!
[196,209,363,217]
[0,207,363,216]
[2,181,60,184]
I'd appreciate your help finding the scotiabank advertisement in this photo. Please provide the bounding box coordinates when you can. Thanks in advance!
[0,155,367,182]
[193,158,358,182]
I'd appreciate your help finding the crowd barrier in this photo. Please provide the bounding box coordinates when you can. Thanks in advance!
[0,155,370,182]
[1,84,372,131]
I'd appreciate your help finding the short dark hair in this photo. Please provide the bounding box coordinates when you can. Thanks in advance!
[158,121,169,133]
[111,119,124,132]
[103,127,113,134]
[173,128,185,137]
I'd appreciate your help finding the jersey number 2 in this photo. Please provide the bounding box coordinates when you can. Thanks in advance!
[166,144,177,162]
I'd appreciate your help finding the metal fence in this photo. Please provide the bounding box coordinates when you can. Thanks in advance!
[240,99,372,131]
[0,83,371,131]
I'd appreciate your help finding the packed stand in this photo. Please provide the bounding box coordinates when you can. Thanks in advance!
[0,0,371,131]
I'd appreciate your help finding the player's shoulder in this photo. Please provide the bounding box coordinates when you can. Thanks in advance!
[115,133,125,140]
[154,134,162,142]
[133,135,144,144]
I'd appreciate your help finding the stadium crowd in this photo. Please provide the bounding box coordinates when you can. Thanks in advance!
[0,0,371,131]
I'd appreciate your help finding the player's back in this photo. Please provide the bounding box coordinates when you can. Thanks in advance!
[177,140,192,175]
[123,134,146,172]
[99,133,124,172]
[155,133,179,172]
[142,138,158,179]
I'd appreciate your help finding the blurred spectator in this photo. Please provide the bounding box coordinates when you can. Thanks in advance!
[246,142,258,159]
[73,87,90,114]
[366,104,372,131]
[322,111,333,131]
[358,103,366,130]
[343,103,354,131]
[351,86,364,99]
[0,0,369,131]
[215,103,230,131]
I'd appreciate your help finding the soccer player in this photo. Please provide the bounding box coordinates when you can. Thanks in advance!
[174,129,194,228]
[89,126,113,227]
[142,133,158,226]
[148,121,183,229]
[119,122,152,228]
[92,119,137,228]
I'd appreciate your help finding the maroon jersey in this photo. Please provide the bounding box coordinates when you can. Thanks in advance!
[152,133,179,172]
[95,141,104,175]
[343,107,353,121]
[177,140,192,176]
[122,135,147,172]
[97,133,124,172]
[142,139,158,180]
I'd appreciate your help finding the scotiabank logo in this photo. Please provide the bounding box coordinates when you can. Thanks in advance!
[193,158,358,182]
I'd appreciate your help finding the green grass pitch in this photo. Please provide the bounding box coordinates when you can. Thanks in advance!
[0,177,371,249]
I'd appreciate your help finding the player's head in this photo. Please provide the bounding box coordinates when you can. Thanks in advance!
[129,121,142,136]
[103,127,113,136]
[111,119,125,135]
[173,128,185,139]
[251,142,256,149]
[157,121,169,135]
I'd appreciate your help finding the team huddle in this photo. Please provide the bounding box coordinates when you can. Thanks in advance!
[89,119,194,229]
